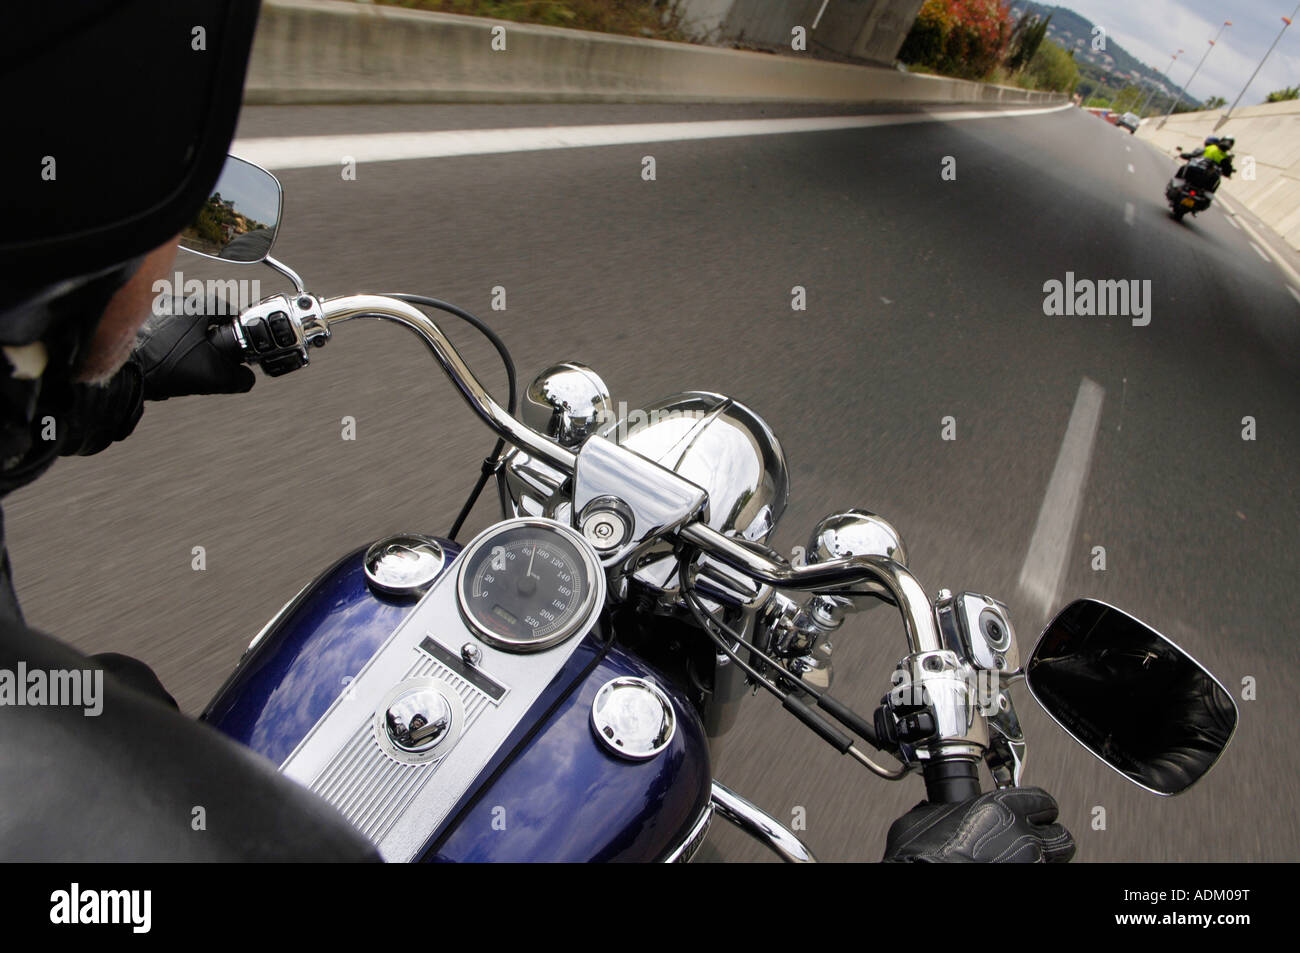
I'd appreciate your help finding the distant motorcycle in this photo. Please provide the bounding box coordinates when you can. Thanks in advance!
[1166,151,1224,222]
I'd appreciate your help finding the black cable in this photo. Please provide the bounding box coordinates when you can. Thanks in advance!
[386,294,518,541]
[388,293,517,414]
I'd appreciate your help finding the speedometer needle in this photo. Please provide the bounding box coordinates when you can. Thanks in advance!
[527,544,538,579]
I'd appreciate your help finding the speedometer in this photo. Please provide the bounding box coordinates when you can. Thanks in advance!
[456,518,604,652]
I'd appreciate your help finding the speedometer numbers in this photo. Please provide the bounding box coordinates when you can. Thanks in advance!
[456,519,603,652]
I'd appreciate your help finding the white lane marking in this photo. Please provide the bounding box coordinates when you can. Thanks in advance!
[1250,241,1271,262]
[1125,145,1132,152]
[1018,378,1105,617]
[1127,163,1135,173]
[1224,214,1241,230]
[1289,286,1300,305]
[1226,203,1300,289]
[1124,202,1135,225]
[233,104,1075,170]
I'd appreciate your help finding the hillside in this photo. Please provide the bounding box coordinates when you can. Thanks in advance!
[1009,1,1202,108]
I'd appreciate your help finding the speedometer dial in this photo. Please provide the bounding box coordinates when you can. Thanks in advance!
[456,518,603,652]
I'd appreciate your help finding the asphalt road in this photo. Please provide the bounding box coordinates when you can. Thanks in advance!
[8,102,1297,862]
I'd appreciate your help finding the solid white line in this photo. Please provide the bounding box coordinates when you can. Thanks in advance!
[1224,214,1241,230]
[1250,241,1271,262]
[1289,286,1300,305]
[233,104,1074,170]
[1018,378,1106,617]
[1124,202,1135,225]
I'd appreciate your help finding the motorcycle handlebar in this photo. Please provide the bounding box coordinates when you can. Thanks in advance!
[311,294,946,655]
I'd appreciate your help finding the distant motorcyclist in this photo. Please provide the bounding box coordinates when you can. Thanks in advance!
[1178,136,1235,190]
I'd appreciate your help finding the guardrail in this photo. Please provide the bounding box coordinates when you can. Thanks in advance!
[245,0,1066,107]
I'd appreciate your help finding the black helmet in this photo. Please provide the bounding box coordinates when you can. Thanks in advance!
[0,1,260,490]
[1219,137,1235,150]
[1203,136,1220,147]
[0,1,261,345]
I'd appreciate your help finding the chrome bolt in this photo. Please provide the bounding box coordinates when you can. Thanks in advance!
[461,642,482,666]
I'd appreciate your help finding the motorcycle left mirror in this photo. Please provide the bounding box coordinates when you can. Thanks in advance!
[1026,599,1236,796]
[178,155,282,263]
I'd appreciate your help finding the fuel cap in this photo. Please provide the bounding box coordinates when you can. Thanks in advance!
[364,534,446,596]
[591,677,676,760]
[374,678,464,763]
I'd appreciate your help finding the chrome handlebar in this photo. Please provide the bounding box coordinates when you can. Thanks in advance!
[322,295,577,472]
[315,295,944,656]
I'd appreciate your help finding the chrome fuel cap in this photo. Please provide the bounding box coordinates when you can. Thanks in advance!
[364,534,446,596]
[375,679,464,763]
[385,688,452,752]
[591,677,676,760]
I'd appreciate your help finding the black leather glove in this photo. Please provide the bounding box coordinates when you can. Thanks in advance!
[133,302,254,401]
[882,786,1075,863]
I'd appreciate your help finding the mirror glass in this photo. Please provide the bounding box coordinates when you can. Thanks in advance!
[178,155,281,263]
[1026,599,1236,795]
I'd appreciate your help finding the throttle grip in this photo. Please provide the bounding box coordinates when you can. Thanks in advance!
[207,320,246,364]
[922,758,982,804]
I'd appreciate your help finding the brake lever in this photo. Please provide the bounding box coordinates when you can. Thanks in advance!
[985,687,1026,787]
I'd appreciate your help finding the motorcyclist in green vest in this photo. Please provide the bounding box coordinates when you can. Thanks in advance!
[1178,136,1235,190]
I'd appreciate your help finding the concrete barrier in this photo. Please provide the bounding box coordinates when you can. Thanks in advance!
[245,0,1066,107]
[1136,101,1300,251]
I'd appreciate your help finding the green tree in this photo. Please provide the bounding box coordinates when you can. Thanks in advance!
[1266,86,1299,102]
[1112,84,1143,113]
[1023,40,1079,94]
[1203,95,1227,109]
[1006,12,1051,74]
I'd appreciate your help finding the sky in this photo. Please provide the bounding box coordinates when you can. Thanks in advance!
[1057,0,1300,104]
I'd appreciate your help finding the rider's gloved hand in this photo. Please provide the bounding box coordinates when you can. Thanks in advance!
[882,786,1075,863]
[132,296,254,401]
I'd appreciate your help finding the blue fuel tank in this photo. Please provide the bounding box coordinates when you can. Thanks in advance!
[201,536,711,862]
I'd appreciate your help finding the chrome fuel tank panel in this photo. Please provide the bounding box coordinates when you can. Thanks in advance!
[278,518,605,862]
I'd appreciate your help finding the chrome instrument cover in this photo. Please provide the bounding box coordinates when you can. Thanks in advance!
[609,392,789,543]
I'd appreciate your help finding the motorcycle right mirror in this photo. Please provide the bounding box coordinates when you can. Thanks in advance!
[1025,598,1236,796]
[178,154,282,263]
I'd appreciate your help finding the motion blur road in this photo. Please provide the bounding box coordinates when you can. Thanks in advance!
[9,102,1297,862]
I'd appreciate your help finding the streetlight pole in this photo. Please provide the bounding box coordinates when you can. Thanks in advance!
[1139,50,1183,117]
[1216,4,1300,130]
[1159,20,1232,128]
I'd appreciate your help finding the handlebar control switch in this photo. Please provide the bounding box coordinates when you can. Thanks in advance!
[230,293,330,377]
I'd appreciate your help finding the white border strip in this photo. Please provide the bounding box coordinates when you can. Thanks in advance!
[233,104,1074,170]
